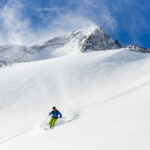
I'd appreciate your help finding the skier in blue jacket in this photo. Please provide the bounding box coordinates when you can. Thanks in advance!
[49,106,62,128]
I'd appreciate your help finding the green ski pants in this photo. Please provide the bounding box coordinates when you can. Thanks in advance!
[49,117,58,127]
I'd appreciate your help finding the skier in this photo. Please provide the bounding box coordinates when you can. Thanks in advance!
[49,106,62,128]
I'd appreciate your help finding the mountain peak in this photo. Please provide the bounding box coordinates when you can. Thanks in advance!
[0,25,121,67]
[80,26,121,52]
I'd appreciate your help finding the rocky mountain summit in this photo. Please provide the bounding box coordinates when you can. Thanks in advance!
[81,26,121,51]
[0,26,121,67]
[31,26,121,52]
[0,25,149,67]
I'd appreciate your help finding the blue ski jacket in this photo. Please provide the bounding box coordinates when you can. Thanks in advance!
[49,110,62,118]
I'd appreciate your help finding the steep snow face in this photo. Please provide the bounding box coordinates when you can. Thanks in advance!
[0,26,121,67]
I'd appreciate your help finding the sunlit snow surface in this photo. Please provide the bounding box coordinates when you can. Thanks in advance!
[0,48,150,150]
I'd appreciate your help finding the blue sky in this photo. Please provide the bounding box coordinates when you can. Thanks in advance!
[0,0,149,47]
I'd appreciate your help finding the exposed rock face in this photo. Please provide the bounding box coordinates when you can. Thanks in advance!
[127,45,150,53]
[81,26,121,52]
[0,26,122,67]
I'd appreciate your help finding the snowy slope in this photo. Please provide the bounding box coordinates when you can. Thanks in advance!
[0,47,150,150]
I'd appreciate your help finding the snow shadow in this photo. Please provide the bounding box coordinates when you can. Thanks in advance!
[55,113,80,127]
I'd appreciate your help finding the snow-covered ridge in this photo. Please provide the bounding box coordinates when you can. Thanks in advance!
[0,26,121,67]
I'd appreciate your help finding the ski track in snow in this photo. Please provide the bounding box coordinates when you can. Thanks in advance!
[81,78,150,110]
[0,127,32,144]
[0,113,80,144]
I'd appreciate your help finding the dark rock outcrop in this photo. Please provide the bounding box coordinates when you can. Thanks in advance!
[127,45,150,53]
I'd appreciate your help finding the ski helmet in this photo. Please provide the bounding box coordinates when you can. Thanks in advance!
[53,106,56,109]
